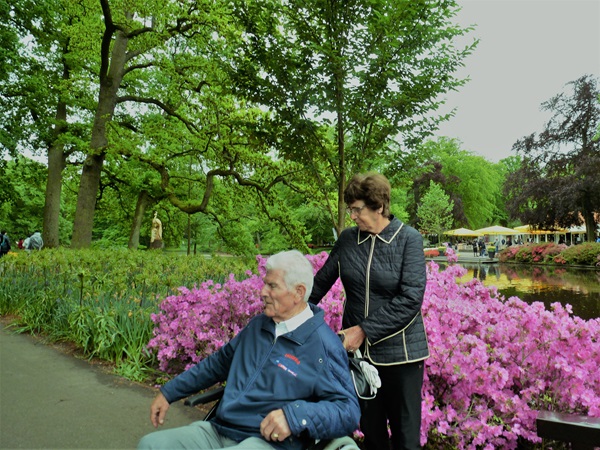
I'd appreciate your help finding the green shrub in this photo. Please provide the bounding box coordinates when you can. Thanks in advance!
[515,245,535,263]
[559,242,600,266]
[498,246,520,262]
[0,249,253,381]
[498,242,600,267]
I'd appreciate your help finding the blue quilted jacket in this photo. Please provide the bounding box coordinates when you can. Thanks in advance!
[309,216,430,365]
[160,304,360,450]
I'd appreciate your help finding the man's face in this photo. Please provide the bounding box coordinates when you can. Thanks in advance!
[261,269,302,322]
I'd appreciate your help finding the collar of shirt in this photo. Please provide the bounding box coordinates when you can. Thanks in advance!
[274,304,313,338]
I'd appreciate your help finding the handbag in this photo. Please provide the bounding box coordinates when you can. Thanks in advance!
[348,349,381,400]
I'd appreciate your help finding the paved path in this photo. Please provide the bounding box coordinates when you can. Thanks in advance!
[0,322,201,450]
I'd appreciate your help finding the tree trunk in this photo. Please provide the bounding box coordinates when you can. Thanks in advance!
[334,43,346,237]
[71,153,105,248]
[71,25,129,248]
[582,199,596,243]
[336,112,346,236]
[42,101,67,248]
[128,190,151,249]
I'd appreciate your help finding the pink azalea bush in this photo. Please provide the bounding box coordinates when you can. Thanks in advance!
[148,250,600,448]
[499,242,600,266]
[421,260,599,448]
[148,253,344,373]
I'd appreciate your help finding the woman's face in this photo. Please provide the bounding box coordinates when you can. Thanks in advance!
[347,201,381,233]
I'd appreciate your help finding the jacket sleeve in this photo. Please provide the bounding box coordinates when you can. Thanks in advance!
[360,227,426,342]
[309,236,344,305]
[159,331,239,403]
[281,336,360,439]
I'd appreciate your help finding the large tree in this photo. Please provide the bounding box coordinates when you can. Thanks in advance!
[68,0,309,249]
[0,0,91,248]
[227,0,476,234]
[504,75,600,242]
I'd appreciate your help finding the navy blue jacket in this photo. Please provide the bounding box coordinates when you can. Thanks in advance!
[160,304,360,450]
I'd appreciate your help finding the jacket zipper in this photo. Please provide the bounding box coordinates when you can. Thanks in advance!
[364,235,376,357]
[241,332,277,394]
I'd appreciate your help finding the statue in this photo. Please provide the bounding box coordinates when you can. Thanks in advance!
[150,211,163,249]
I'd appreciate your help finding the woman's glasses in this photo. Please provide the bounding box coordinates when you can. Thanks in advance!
[346,205,366,216]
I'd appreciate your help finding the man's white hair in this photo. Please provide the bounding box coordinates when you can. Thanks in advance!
[265,250,314,302]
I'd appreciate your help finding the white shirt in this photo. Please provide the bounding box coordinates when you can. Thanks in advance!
[274,304,314,338]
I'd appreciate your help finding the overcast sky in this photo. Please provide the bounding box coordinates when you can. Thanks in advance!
[434,0,600,163]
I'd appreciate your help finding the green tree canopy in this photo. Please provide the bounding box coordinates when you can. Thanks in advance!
[417,180,454,239]
[227,0,476,233]
[407,138,506,230]
[2,0,479,252]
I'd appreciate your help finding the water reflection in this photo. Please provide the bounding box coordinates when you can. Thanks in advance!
[438,263,600,320]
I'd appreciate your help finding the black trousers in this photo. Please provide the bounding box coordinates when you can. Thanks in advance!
[359,360,425,450]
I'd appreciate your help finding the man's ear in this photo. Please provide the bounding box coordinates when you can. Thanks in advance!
[295,284,306,302]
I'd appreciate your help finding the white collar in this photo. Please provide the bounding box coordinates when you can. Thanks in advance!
[274,304,313,337]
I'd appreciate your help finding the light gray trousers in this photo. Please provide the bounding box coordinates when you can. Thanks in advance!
[137,420,275,450]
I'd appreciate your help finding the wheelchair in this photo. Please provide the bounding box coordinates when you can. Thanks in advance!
[184,386,361,450]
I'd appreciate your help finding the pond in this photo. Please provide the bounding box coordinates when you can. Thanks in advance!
[438,263,600,321]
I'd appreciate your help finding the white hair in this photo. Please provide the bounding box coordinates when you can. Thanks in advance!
[265,250,314,301]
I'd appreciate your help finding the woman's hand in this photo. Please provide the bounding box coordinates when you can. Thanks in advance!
[340,325,366,352]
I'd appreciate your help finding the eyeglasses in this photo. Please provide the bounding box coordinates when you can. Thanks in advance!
[346,205,367,216]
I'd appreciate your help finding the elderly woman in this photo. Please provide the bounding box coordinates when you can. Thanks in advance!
[309,173,429,450]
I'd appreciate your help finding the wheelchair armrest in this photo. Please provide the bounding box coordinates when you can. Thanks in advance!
[184,385,225,407]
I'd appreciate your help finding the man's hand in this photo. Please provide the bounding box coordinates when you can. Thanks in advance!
[149,391,170,428]
[341,325,366,352]
[260,409,291,442]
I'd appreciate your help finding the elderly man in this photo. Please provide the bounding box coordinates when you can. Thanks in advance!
[138,250,360,450]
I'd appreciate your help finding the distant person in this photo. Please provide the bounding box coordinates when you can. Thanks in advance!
[0,230,11,257]
[478,239,486,257]
[26,231,43,251]
[472,239,478,257]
